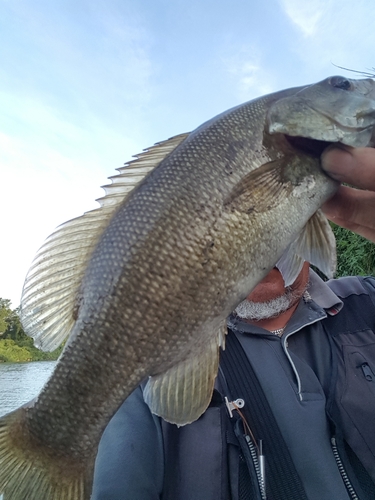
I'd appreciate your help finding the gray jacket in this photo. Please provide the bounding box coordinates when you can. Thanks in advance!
[91,272,375,500]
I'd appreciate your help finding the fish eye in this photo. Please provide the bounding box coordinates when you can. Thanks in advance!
[330,76,352,90]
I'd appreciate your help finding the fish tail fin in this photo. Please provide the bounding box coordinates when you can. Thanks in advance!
[0,408,91,500]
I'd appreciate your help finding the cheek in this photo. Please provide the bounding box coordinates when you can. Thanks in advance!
[247,279,287,303]
[291,262,310,293]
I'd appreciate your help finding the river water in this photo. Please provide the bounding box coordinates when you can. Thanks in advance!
[0,361,56,417]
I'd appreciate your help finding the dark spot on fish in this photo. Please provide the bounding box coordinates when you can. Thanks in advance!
[73,294,84,321]
[201,239,215,265]
[227,141,244,160]
[224,140,246,175]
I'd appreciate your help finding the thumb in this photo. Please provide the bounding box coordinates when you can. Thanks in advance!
[321,146,375,191]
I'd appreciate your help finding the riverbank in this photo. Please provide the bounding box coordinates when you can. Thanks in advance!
[0,339,62,363]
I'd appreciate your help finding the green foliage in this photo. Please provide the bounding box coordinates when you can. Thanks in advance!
[0,298,12,335]
[0,339,32,363]
[332,224,375,278]
[0,298,63,363]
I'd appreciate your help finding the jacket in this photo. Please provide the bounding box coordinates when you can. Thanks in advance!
[91,272,375,500]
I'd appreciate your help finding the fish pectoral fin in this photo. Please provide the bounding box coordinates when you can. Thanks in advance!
[276,209,336,286]
[224,159,291,214]
[275,250,305,288]
[143,321,227,426]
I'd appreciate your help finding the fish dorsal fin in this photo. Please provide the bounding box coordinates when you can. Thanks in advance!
[96,133,190,207]
[276,209,336,286]
[20,133,190,351]
[225,159,292,214]
[143,321,227,425]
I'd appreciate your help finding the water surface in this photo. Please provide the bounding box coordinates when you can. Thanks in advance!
[0,361,56,417]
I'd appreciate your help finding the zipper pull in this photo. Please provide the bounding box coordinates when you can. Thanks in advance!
[224,397,245,417]
[361,363,373,381]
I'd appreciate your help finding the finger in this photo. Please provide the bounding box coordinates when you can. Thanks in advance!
[322,185,375,242]
[321,146,375,190]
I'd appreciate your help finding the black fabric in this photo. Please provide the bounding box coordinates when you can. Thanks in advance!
[345,443,375,500]
[323,283,375,487]
[220,331,309,500]
[233,419,263,500]
[238,453,256,500]
[161,399,230,500]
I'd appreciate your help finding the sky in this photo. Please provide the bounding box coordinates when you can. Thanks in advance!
[1,0,375,308]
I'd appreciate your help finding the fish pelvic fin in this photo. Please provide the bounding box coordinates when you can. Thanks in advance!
[20,133,190,351]
[0,407,93,500]
[143,321,227,426]
[276,209,336,286]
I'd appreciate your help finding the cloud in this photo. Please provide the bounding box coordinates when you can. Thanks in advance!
[278,0,375,74]
[0,2,159,306]
[0,1,155,128]
[0,90,143,307]
[222,45,275,101]
[280,0,326,36]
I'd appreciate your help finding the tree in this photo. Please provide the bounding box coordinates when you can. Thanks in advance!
[0,299,26,342]
[4,307,25,342]
[0,298,12,336]
[0,298,63,362]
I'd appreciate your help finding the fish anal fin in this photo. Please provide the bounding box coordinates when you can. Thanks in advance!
[143,321,227,425]
[224,159,291,214]
[276,209,336,286]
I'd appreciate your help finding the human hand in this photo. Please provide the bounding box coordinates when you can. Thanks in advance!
[321,146,375,242]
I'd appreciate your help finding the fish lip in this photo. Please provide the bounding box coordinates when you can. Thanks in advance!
[285,135,335,158]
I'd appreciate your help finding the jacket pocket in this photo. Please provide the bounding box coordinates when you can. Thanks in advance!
[332,341,375,482]
[340,343,375,416]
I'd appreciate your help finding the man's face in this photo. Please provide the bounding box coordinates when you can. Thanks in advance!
[234,262,310,321]
[246,262,310,302]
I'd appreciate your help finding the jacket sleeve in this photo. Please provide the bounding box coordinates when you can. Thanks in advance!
[91,386,164,499]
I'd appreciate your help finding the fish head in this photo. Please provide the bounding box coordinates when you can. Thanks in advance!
[258,75,375,286]
[267,75,375,148]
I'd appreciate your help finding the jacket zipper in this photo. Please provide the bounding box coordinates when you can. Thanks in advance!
[227,399,267,500]
[331,437,359,500]
[245,435,267,500]
[282,315,325,401]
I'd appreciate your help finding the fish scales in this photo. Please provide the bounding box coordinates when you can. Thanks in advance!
[1,76,375,499]
[27,92,295,447]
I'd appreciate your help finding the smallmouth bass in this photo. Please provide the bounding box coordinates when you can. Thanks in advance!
[1,75,375,499]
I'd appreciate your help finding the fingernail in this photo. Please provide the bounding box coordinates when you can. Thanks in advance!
[321,145,354,180]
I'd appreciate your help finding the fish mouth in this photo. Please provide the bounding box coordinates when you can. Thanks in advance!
[285,135,333,158]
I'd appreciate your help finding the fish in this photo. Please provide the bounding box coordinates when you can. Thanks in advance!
[1,75,375,500]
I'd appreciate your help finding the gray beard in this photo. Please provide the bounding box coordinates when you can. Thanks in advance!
[234,289,301,321]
